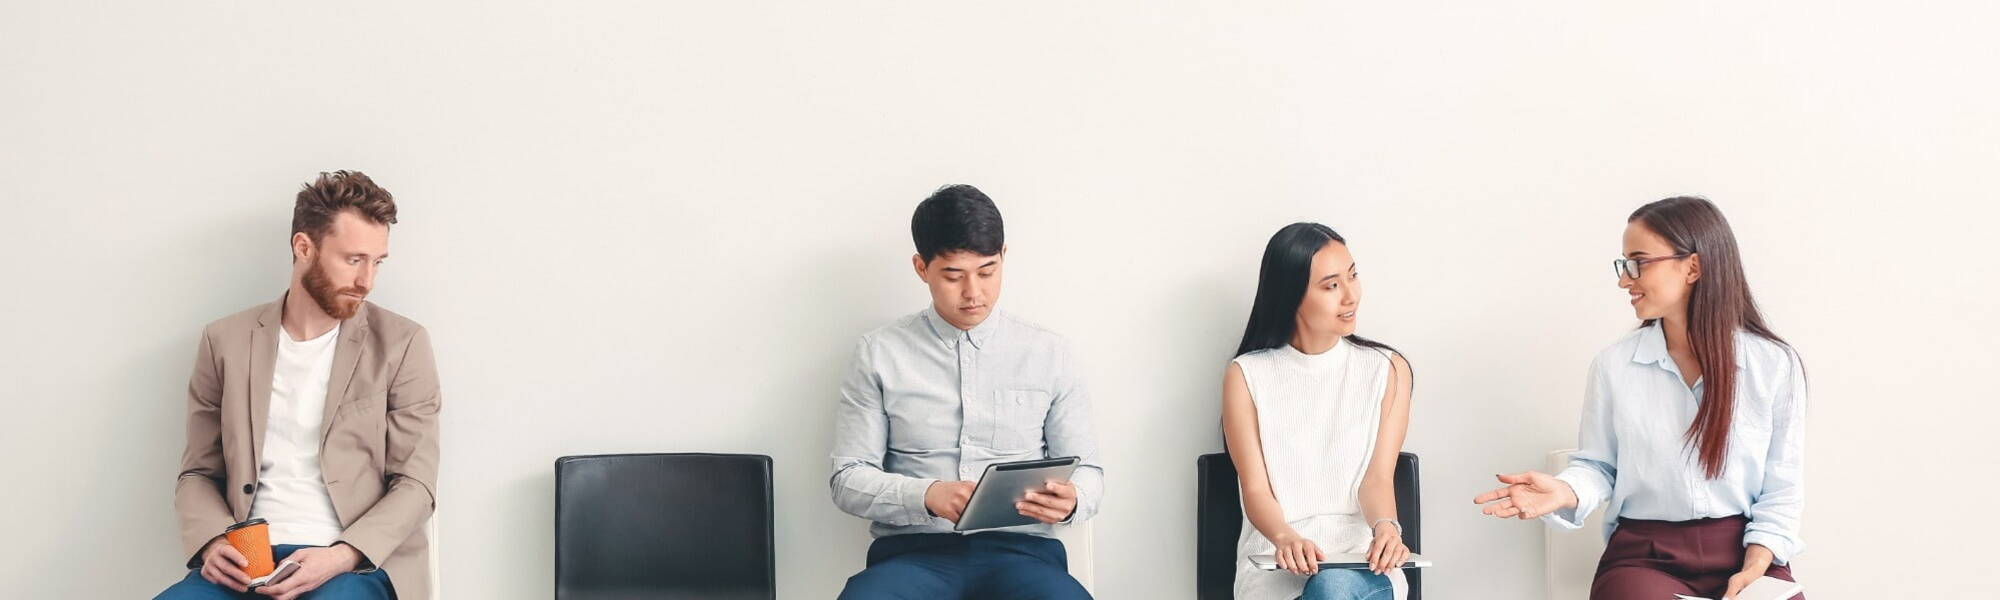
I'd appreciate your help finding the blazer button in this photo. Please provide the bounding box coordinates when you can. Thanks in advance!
[242,484,254,494]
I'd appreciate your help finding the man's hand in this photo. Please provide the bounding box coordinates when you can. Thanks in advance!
[255,544,363,600]
[1473,471,1579,520]
[1016,480,1077,524]
[197,537,253,592]
[925,480,975,523]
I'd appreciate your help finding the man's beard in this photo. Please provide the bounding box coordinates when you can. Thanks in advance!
[302,259,368,320]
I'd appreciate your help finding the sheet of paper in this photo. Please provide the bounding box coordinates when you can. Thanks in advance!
[1669,576,1803,600]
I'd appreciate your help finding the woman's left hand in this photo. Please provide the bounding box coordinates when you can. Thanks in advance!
[1721,569,1762,599]
[1723,543,1776,599]
[1365,522,1408,575]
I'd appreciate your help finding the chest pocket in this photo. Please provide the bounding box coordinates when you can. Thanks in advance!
[336,377,390,414]
[1727,385,1777,462]
[989,389,1053,452]
[329,383,390,449]
[338,391,388,417]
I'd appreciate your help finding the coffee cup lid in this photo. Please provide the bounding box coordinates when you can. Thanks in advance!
[224,518,269,533]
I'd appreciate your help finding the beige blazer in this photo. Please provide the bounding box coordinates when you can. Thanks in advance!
[175,292,441,600]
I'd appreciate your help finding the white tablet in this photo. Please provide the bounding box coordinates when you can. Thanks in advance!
[1249,552,1432,571]
[954,457,1080,532]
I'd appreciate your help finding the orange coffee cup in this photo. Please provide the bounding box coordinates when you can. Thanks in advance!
[222,518,276,579]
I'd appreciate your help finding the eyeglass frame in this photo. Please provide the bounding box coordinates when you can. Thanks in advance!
[1612,253,1691,280]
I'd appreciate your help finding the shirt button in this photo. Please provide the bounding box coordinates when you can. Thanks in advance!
[241,484,253,494]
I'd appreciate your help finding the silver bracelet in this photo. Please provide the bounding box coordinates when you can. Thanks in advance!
[1370,518,1403,537]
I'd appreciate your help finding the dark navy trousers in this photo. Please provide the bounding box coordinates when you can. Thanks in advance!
[837,532,1091,600]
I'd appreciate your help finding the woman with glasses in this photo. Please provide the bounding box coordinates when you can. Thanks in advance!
[1224,223,1414,600]
[1472,197,1808,599]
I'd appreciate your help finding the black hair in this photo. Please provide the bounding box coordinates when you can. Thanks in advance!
[911,184,1005,262]
[1235,222,1401,361]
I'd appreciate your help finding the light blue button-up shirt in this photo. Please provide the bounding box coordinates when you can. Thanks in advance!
[829,306,1104,538]
[1548,323,1808,563]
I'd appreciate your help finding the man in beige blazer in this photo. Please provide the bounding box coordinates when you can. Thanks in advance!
[156,171,440,600]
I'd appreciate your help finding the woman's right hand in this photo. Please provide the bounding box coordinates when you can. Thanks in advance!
[1472,471,1579,520]
[1271,531,1324,576]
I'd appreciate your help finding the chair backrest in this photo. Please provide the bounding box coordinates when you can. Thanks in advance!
[426,513,440,599]
[1196,452,1422,600]
[555,453,775,600]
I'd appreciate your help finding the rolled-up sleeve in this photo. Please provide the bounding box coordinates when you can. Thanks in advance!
[829,337,937,527]
[1549,357,1617,529]
[1743,350,1808,564]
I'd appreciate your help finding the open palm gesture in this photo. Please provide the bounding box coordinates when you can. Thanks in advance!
[1473,471,1577,519]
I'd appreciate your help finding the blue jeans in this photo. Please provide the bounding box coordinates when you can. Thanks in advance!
[837,532,1091,600]
[1299,569,1392,600]
[155,545,394,600]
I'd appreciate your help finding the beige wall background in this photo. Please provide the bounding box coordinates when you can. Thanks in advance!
[3,1,1995,598]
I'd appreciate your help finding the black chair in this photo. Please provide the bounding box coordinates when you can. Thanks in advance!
[1197,452,1423,600]
[556,453,775,600]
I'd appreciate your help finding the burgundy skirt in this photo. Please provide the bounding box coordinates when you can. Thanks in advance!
[1593,515,1803,600]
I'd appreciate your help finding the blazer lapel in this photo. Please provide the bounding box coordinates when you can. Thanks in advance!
[248,295,285,468]
[320,302,370,446]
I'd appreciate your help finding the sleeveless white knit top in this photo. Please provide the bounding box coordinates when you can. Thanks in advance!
[1232,338,1406,600]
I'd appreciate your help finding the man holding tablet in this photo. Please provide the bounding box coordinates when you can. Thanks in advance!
[829,184,1103,599]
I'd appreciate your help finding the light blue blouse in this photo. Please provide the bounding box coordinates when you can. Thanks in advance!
[1548,323,1808,564]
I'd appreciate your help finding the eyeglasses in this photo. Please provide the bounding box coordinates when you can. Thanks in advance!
[1612,254,1690,279]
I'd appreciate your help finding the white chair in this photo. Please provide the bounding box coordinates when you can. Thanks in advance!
[1052,519,1095,593]
[1545,449,1606,600]
[426,512,441,598]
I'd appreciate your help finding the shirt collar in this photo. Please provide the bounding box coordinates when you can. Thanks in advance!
[924,305,999,350]
[1631,322,1752,369]
[1632,323,1672,367]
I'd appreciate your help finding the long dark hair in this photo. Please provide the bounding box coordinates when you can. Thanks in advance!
[1629,197,1788,479]
[1235,222,1399,359]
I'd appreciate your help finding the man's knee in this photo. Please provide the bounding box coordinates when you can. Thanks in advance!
[839,559,957,600]
[1009,573,1089,600]
[980,562,1089,600]
[299,572,392,600]
[153,571,238,600]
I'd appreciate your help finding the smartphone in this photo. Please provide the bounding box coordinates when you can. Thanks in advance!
[249,560,301,589]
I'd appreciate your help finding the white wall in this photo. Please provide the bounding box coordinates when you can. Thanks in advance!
[4,2,1995,598]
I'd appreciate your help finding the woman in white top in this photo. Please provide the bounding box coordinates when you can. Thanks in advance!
[1223,223,1414,600]
[1473,197,1807,600]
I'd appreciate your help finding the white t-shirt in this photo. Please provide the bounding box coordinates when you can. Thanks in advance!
[248,324,346,546]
